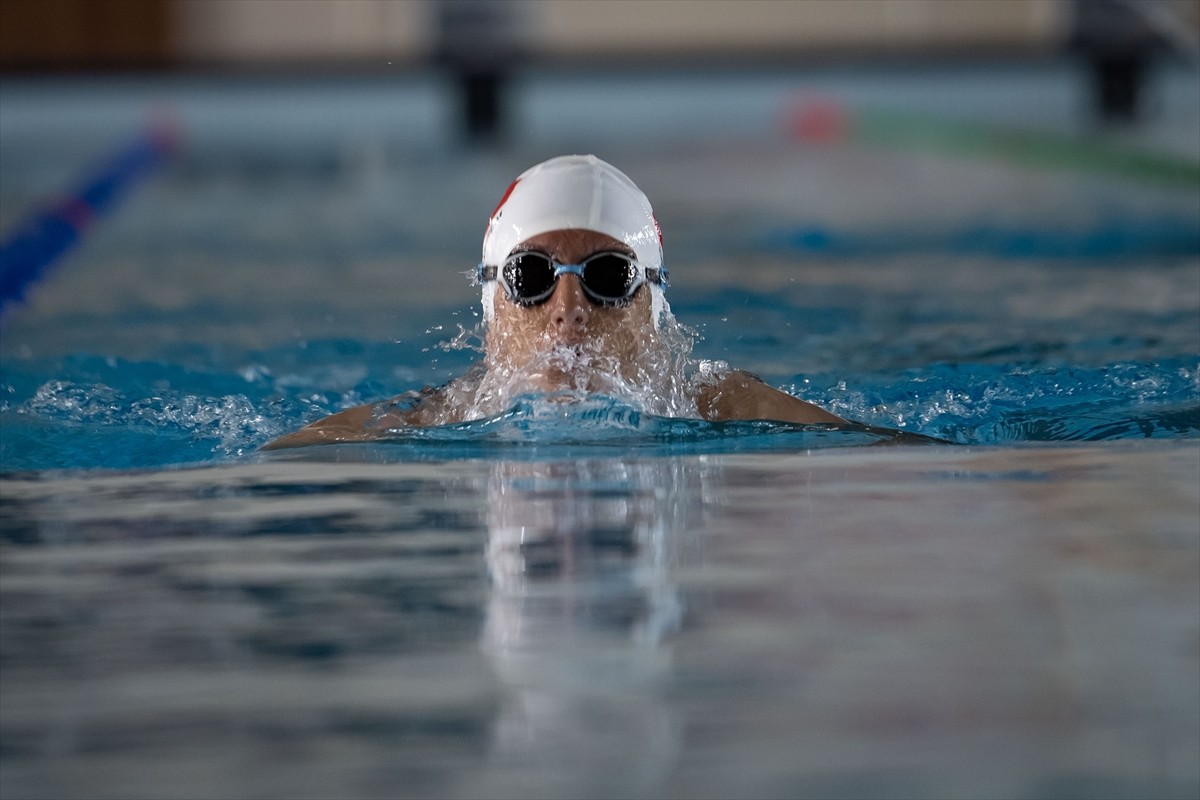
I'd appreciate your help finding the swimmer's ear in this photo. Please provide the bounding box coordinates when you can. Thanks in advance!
[481,281,498,324]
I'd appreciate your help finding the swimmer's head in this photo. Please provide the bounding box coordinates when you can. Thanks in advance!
[478,155,669,327]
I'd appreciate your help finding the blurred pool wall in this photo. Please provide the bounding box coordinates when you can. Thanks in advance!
[2,0,1198,327]
[3,1,1199,149]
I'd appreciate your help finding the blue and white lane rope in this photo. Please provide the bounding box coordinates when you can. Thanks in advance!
[0,121,179,318]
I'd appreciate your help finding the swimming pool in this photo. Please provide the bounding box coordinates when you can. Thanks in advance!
[1,65,1198,798]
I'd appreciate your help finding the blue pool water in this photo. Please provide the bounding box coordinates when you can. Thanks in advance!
[1,70,1197,470]
[2,297,1197,470]
[1,67,1198,799]
[1,152,1197,469]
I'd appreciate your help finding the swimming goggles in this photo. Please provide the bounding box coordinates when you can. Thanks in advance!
[477,251,668,307]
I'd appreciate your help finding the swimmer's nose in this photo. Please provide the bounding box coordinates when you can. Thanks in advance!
[546,275,590,337]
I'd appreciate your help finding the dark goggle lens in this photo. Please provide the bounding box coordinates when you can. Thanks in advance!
[500,252,642,305]
[503,254,557,302]
[580,254,637,302]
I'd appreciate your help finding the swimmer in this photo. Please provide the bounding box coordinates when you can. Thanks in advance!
[264,154,844,450]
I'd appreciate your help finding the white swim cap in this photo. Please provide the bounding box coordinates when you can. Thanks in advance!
[482,154,663,270]
[479,155,668,325]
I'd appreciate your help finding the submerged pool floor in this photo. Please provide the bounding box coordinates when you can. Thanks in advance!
[1,68,1198,798]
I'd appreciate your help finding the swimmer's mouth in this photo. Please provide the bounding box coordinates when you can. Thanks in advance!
[536,345,595,382]
[545,342,588,362]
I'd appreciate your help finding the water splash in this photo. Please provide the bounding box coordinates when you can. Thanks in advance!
[2,335,1195,472]
[368,394,904,456]
[18,378,280,462]
[812,357,1200,444]
[423,311,715,425]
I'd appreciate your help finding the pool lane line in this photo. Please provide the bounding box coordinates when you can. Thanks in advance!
[0,121,180,319]
[785,100,1200,188]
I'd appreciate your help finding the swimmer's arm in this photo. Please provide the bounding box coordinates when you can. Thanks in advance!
[260,400,422,450]
[263,364,485,451]
[697,370,845,425]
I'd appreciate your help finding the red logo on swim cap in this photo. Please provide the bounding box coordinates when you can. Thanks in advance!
[489,178,520,223]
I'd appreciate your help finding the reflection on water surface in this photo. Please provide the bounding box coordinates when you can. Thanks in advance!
[2,444,1197,799]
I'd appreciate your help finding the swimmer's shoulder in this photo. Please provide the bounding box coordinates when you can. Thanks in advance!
[695,369,845,425]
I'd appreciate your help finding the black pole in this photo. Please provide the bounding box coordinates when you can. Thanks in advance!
[1069,0,1164,125]
[437,0,525,145]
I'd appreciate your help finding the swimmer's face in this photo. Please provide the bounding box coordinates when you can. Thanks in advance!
[486,229,657,389]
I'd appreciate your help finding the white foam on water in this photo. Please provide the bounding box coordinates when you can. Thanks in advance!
[420,309,732,426]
